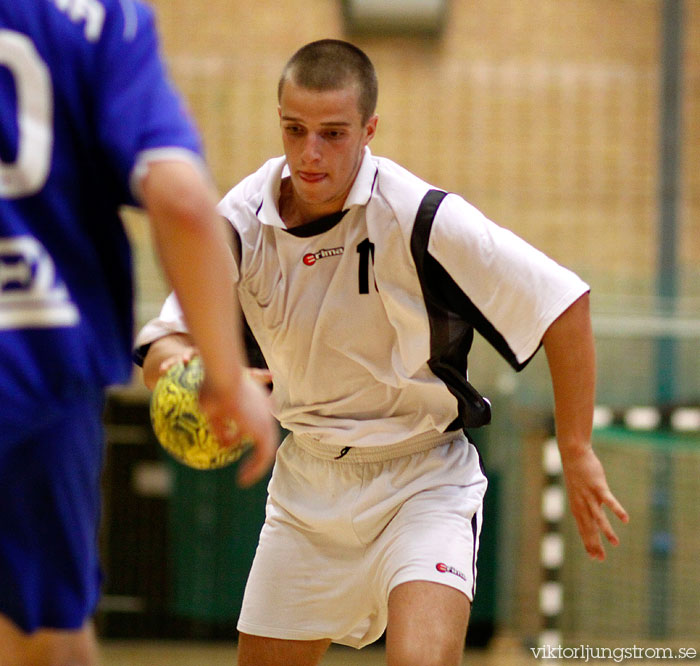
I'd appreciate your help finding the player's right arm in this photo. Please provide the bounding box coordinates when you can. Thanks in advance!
[140,159,242,390]
[95,4,277,485]
[140,161,277,486]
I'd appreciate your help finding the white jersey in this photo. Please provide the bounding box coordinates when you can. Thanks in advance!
[136,148,589,446]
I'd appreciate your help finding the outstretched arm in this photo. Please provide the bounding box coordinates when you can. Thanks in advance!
[543,292,629,560]
[141,160,277,487]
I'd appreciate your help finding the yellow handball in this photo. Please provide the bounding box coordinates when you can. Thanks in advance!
[149,356,251,470]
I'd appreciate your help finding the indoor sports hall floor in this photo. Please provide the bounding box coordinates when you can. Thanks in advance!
[98,637,665,665]
[99,640,530,665]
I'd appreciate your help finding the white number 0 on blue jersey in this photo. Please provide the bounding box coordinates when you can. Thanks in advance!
[0,29,53,199]
[0,31,79,329]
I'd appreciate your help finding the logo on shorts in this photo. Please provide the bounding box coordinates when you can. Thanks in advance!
[302,247,344,266]
[436,562,467,581]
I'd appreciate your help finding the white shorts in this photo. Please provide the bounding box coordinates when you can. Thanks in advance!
[237,429,488,648]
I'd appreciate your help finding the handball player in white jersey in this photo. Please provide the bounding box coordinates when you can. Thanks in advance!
[136,40,629,666]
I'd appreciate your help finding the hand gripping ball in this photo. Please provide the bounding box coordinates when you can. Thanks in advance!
[150,356,251,469]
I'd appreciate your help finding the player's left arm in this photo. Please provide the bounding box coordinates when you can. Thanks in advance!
[542,292,629,561]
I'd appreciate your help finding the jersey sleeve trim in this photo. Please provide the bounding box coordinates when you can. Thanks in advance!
[132,343,151,367]
[129,147,208,203]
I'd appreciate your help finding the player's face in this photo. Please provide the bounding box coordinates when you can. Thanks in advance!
[278,79,377,222]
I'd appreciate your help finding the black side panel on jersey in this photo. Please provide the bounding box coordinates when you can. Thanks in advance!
[410,189,495,428]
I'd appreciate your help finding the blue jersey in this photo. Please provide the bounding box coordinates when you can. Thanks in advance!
[0,0,202,428]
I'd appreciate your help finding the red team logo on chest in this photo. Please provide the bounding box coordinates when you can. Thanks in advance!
[302,247,344,266]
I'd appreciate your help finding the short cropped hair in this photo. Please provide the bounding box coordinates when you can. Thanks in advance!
[278,39,378,123]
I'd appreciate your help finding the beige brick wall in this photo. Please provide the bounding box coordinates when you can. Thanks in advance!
[129,0,699,326]
[118,3,699,639]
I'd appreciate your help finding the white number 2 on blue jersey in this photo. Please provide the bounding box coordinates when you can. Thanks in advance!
[0,29,53,199]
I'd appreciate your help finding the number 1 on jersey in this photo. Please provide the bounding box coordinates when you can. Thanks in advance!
[356,238,376,294]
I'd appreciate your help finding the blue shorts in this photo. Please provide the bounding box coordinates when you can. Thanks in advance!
[0,391,105,633]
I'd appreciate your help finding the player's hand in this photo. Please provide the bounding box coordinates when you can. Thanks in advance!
[157,345,200,376]
[198,372,277,488]
[560,446,629,561]
[159,346,273,392]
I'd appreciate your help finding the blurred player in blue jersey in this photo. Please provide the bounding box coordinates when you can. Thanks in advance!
[0,1,276,664]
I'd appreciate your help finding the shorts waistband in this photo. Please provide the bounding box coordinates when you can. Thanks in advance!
[292,429,462,463]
